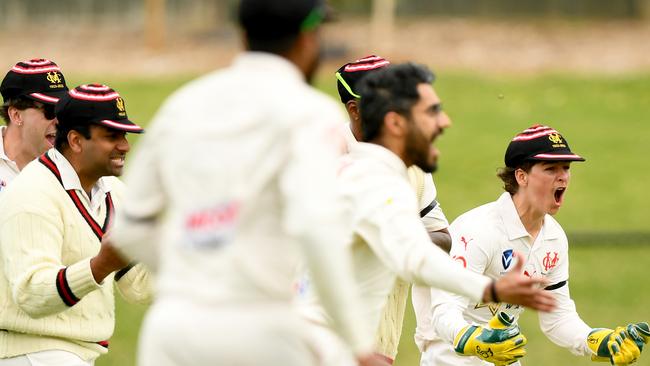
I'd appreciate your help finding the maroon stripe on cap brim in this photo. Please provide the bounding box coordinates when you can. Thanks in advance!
[26,90,68,104]
[98,119,144,133]
[344,60,390,72]
[531,153,585,162]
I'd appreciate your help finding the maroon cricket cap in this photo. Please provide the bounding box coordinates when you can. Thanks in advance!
[0,59,68,105]
[504,124,585,168]
[55,84,144,134]
[335,55,391,104]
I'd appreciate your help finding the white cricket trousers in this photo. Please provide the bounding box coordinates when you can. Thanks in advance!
[420,339,521,366]
[0,350,94,366]
[138,299,319,366]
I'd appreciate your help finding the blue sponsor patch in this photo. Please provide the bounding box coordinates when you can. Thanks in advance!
[502,249,514,270]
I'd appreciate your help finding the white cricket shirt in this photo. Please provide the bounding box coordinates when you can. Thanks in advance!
[421,192,592,365]
[299,142,489,336]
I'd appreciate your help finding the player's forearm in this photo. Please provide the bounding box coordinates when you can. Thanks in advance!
[11,258,101,318]
[431,297,470,344]
[539,289,592,356]
[410,243,491,303]
[1,214,101,317]
[428,228,451,253]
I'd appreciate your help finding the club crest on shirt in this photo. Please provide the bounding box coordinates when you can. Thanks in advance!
[501,249,514,270]
[543,252,560,271]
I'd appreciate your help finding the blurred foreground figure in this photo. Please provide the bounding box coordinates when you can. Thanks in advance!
[420,125,649,366]
[0,84,151,366]
[297,63,557,366]
[0,59,68,193]
[108,0,380,365]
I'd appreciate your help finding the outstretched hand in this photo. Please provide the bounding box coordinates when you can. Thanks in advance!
[489,252,556,312]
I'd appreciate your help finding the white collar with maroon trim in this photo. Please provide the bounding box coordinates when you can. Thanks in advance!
[47,148,112,213]
[39,150,115,241]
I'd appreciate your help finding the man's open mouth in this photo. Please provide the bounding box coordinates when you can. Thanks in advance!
[45,133,56,146]
[554,187,566,203]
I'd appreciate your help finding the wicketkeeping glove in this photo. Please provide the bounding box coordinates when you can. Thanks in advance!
[626,322,650,352]
[587,325,643,365]
[453,312,527,366]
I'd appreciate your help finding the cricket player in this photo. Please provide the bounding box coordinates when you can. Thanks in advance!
[1,59,67,192]
[297,63,557,366]
[0,84,151,366]
[420,124,649,365]
[334,55,452,363]
[106,0,379,365]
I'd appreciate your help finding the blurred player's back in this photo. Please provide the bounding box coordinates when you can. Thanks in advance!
[145,56,347,303]
[110,11,378,362]
[109,1,379,363]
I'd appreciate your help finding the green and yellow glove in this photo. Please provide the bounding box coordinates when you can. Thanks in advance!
[587,325,644,365]
[453,312,527,366]
[626,322,650,352]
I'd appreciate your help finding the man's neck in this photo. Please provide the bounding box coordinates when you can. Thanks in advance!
[3,125,34,170]
[369,136,407,164]
[512,193,544,241]
[350,122,362,141]
[62,150,98,198]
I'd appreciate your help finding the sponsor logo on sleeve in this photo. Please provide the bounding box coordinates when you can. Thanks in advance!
[183,200,240,249]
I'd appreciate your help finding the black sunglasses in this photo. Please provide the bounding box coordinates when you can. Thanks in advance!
[37,104,56,120]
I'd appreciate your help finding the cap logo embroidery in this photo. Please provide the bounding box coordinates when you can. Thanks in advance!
[548,133,567,148]
[548,133,563,144]
[116,97,126,116]
[46,72,64,89]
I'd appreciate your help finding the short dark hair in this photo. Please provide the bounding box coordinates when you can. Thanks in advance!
[55,120,92,150]
[1,96,39,124]
[238,0,325,55]
[497,161,536,195]
[357,63,435,142]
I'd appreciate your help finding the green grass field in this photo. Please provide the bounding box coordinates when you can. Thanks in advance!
[85,70,650,366]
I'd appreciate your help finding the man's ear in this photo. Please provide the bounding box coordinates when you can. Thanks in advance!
[67,130,85,153]
[7,106,23,126]
[345,100,360,122]
[383,111,407,137]
[515,168,528,187]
